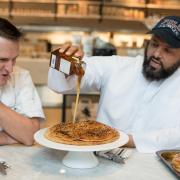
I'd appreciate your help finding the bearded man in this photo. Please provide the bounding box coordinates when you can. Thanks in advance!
[48,16,180,153]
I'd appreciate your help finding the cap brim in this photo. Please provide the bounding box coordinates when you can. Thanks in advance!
[148,29,180,48]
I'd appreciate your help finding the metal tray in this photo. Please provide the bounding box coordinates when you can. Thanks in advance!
[156,150,180,178]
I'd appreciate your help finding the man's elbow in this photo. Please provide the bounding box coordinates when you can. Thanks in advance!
[23,138,35,146]
[23,123,40,146]
[22,131,38,146]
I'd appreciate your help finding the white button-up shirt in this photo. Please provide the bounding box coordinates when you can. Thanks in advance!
[0,66,45,131]
[48,55,180,153]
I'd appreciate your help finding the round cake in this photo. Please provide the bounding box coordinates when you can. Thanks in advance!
[44,120,120,145]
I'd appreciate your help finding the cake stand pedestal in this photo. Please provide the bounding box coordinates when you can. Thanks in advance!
[34,128,129,169]
[63,151,98,168]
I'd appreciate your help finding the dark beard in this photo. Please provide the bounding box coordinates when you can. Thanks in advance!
[142,50,180,81]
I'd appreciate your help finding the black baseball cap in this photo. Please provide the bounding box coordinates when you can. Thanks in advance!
[148,16,180,48]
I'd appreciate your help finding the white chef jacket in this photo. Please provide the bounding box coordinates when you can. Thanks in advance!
[0,66,45,131]
[48,55,180,153]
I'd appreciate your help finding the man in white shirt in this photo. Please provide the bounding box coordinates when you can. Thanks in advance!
[48,16,180,153]
[0,18,44,146]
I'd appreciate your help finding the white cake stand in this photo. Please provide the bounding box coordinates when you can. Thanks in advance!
[34,128,129,169]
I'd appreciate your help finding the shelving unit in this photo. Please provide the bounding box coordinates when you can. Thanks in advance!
[0,0,179,28]
[55,0,144,21]
[147,0,180,17]
[0,0,9,18]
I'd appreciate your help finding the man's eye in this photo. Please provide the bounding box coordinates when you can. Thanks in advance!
[164,48,171,53]
[0,59,6,62]
[151,42,158,47]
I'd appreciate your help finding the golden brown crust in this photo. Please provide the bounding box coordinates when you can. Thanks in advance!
[44,121,120,146]
[171,153,180,173]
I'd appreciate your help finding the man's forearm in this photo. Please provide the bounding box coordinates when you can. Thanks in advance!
[0,131,19,145]
[0,102,40,145]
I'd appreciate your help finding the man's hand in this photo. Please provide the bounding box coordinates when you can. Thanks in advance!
[59,43,84,60]
[58,43,85,76]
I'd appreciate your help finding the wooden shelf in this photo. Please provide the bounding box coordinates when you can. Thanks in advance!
[56,14,100,19]
[104,2,146,8]
[0,0,179,30]
[11,13,55,18]
[8,0,54,3]
[0,0,146,20]
[147,3,180,10]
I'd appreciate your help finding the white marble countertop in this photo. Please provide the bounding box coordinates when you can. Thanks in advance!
[0,145,177,180]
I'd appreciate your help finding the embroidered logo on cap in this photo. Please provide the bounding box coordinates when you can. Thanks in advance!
[158,18,180,37]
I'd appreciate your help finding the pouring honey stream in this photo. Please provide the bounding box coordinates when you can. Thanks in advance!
[71,56,85,124]
[50,49,85,124]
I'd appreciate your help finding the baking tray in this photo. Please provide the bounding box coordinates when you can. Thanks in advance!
[156,150,180,178]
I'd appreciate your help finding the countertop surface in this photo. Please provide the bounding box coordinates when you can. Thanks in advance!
[0,144,178,180]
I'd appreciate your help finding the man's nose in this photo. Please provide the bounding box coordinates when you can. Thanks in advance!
[5,60,14,73]
[153,47,162,58]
